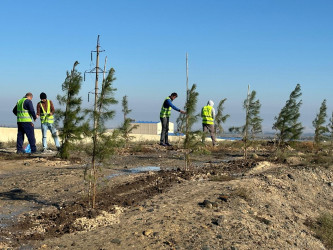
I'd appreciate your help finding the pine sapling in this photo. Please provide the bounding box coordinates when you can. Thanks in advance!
[85,68,118,208]
[312,99,328,147]
[215,98,230,136]
[273,84,304,147]
[229,86,262,159]
[55,61,88,159]
[119,95,138,147]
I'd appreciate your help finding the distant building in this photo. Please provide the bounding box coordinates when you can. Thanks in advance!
[130,121,174,135]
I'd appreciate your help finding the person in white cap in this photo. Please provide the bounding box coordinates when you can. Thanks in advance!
[201,100,216,146]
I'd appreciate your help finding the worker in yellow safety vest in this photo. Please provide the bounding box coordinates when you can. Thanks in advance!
[36,92,60,152]
[201,100,216,146]
[12,92,38,154]
[160,92,186,146]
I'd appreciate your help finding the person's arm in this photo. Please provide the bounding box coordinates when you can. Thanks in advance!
[166,99,180,112]
[165,99,186,114]
[212,108,216,120]
[36,102,41,116]
[12,105,17,116]
[24,99,37,121]
[50,100,55,115]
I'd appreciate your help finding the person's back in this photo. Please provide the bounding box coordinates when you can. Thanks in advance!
[201,100,216,146]
[12,92,37,154]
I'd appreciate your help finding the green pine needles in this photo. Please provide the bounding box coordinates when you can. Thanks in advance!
[85,67,118,208]
[328,112,333,147]
[56,61,88,159]
[183,84,200,150]
[119,95,138,147]
[313,99,328,145]
[215,98,229,136]
[273,84,304,147]
[229,86,262,159]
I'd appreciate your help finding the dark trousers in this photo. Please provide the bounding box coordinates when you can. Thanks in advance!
[17,122,37,153]
[160,117,169,144]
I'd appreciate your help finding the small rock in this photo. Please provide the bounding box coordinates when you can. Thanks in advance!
[153,232,160,237]
[287,174,295,180]
[111,238,121,245]
[252,153,259,159]
[143,229,153,236]
[202,200,213,209]
[328,182,333,187]
[216,234,223,239]
[211,218,223,226]
[205,203,213,209]
[219,195,229,202]
[211,202,218,208]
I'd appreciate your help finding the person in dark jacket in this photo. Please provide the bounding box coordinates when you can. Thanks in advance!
[12,92,38,154]
[159,92,186,146]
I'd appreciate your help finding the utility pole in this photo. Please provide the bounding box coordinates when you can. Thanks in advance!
[186,53,189,101]
[185,53,189,171]
[84,35,107,208]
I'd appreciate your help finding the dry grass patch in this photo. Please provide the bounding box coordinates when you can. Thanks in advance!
[306,212,333,249]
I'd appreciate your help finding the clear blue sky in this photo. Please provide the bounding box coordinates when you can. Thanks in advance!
[1,0,332,133]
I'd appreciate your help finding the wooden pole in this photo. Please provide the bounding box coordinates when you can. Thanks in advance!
[92,35,100,208]
[186,53,189,101]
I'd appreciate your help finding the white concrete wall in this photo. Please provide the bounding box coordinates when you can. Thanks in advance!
[0,127,183,144]
[130,122,174,135]
[0,127,56,146]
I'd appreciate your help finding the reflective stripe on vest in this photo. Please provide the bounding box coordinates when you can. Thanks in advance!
[17,98,32,122]
[40,100,54,124]
[160,97,172,118]
[202,105,214,124]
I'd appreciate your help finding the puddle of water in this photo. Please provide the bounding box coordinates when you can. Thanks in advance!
[106,166,161,179]
[122,166,161,173]
[0,204,35,228]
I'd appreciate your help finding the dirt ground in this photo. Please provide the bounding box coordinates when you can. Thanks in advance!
[0,144,332,249]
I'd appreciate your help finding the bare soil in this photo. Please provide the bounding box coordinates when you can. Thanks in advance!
[0,144,332,249]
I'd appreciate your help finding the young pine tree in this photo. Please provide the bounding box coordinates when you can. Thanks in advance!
[272,84,304,147]
[229,86,262,159]
[86,68,118,208]
[312,99,328,146]
[215,98,230,136]
[119,95,138,147]
[183,84,200,149]
[328,112,333,147]
[56,61,88,159]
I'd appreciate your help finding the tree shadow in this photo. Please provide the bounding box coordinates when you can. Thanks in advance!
[0,188,59,208]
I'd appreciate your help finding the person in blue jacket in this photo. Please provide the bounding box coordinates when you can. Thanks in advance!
[12,92,38,154]
[159,92,186,146]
